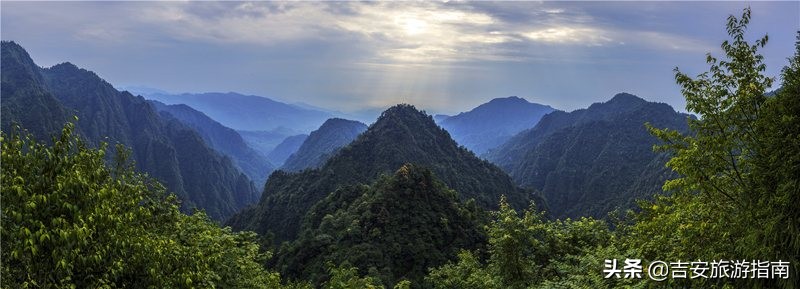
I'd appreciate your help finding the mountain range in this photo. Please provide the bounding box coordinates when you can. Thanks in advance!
[227,104,538,242]
[140,91,333,133]
[485,93,691,218]
[3,40,699,288]
[1,41,258,220]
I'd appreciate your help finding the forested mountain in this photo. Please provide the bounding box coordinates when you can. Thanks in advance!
[227,104,537,242]
[0,41,257,220]
[439,96,555,155]
[277,164,486,287]
[149,100,275,188]
[267,134,308,166]
[281,118,367,172]
[142,92,332,133]
[0,41,71,139]
[486,93,691,218]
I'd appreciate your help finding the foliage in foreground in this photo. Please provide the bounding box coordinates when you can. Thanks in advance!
[0,123,305,288]
[427,7,799,289]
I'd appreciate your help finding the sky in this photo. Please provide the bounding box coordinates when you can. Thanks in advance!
[2,1,798,115]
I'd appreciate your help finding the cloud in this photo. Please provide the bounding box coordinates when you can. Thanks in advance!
[523,27,613,46]
[8,1,712,66]
[7,1,786,113]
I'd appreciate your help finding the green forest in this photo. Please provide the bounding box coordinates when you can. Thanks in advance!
[2,8,798,289]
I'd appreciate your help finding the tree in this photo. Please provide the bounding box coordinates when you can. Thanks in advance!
[640,7,799,288]
[427,197,614,289]
[1,122,300,288]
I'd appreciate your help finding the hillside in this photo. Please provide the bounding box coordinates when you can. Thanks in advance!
[439,96,555,155]
[276,164,485,287]
[0,41,258,220]
[281,118,367,172]
[149,100,275,188]
[267,134,309,166]
[486,93,691,218]
[227,104,538,242]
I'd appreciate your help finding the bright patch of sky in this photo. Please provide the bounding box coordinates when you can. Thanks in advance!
[2,1,797,114]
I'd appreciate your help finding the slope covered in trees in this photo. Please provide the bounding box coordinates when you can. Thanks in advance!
[0,41,258,220]
[228,104,537,242]
[0,42,70,139]
[277,164,486,287]
[150,100,275,188]
[439,97,554,155]
[486,93,690,218]
[0,124,304,288]
[281,118,368,172]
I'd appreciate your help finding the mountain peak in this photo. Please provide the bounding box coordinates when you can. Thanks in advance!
[439,96,556,155]
[487,96,528,105]
[585,92,649,114]
[608,92,646,104]
[1,40,26,55]
[378,104,427,120]
[319,117,363,128]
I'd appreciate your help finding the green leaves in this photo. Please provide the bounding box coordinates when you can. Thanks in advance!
[1,123,297,288]
[632,7,800,289]
[428,198,614,289]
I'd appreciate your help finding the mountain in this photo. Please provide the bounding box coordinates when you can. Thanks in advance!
[149,100,275,188]
[238,129,295,159]
[281,118,367,172]
[141,92,332,133]
[267,134,308,166]
[439,96,555,155]
[485,93,691,219]
[276,164,485,287]
[1,41,71,139]
[227,104,537,242]
[0,41,257,220]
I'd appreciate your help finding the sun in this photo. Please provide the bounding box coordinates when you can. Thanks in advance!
[398,16,428,36]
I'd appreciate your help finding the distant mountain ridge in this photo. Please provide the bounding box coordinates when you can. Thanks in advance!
[227,104,538,241]
[149,100,275,188]
[281,118,367,172]
[1,41,257,220]
[141,92,333,133]
[486,93,691,218]
[439,96,555,155]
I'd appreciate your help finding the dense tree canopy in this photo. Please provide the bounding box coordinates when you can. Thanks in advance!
[276,164,486,288]
[0,123,302,288]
